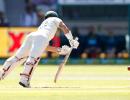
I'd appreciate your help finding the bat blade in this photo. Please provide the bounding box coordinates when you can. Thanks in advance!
[54,37,78,83]
[54,48,73,83]
[54,63,64,83]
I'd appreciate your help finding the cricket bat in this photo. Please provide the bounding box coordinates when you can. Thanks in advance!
[54,37,78,83]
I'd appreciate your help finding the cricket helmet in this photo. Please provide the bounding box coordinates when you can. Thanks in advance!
[45,11,58,19]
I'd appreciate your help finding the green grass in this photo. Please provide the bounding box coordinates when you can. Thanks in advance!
[0,65,130,100]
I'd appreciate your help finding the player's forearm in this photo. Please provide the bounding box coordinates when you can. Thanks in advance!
[46,46,59,54]
[46,45,71,55]
[62,25,70,34]
[59,22,73,40]
[59,21,79,49]
[59,22,70,34]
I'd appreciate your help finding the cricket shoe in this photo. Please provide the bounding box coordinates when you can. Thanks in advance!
[19,81,31,88]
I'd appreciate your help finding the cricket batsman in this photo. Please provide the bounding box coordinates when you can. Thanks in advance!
[0,11,79,88]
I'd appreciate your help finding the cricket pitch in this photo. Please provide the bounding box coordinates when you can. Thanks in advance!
[0,65,130,100]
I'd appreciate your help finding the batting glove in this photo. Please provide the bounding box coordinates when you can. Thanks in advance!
[65,31,79,49]
[58,45,71,55]
[69,38,79,49]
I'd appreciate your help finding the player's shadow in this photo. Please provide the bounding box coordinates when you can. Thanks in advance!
[32,86,80,89]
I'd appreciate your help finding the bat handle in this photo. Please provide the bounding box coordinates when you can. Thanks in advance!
[75,37,78,41]
[70,37,79,48]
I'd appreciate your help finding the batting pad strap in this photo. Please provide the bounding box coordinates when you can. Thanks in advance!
[30,57,40,65]
[20,73,30,77]
[3,66,10,72]
[15,56,27,61]
[65,31,73,40]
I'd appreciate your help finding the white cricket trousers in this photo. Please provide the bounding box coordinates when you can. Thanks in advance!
[16,32,49,58]
[0,32,49,81]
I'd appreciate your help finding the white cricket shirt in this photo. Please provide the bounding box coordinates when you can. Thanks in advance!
[37,17,62,40]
